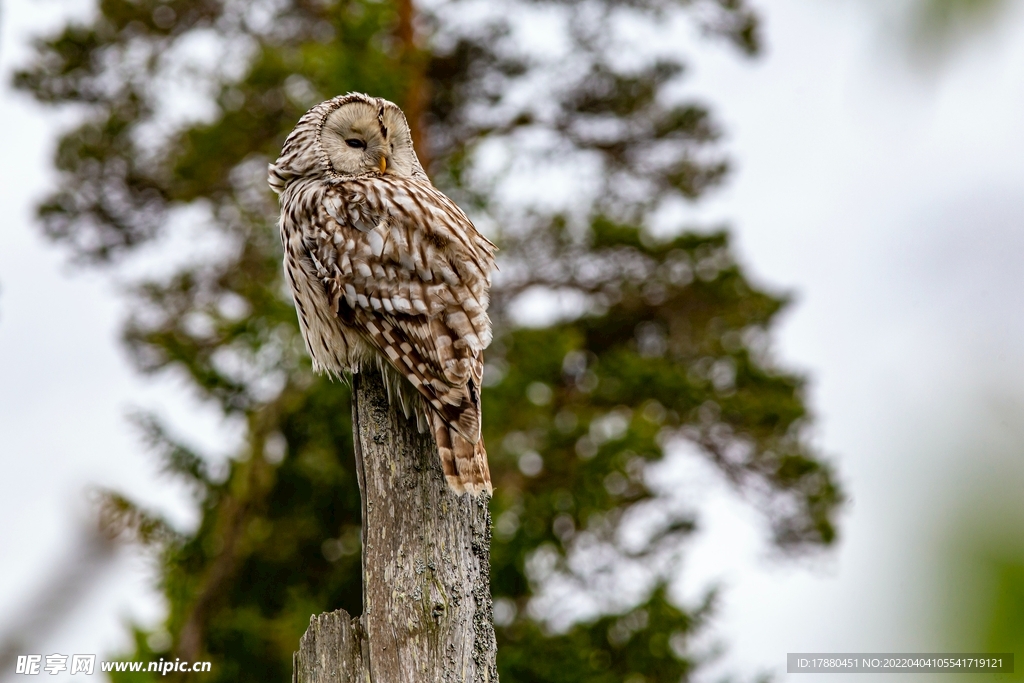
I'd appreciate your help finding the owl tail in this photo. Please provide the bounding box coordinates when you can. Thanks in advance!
[431,411,492,496]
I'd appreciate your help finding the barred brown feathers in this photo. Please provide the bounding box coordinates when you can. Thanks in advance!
[270,93,495,495]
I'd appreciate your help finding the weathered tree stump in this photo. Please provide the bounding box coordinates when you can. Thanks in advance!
[293,367,497,682]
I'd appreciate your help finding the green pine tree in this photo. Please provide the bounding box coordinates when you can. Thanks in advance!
[15,0,842,680]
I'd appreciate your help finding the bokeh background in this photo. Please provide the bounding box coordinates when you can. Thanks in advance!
[1,0,1023,681]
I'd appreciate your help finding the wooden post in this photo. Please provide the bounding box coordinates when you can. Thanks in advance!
[293,366,498,682]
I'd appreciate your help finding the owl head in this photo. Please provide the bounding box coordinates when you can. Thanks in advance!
[269,93,426,193]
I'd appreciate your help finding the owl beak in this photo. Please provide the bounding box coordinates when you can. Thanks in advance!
[379,156,387,173]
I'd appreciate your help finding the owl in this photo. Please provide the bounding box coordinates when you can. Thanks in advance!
[268,93,495,496]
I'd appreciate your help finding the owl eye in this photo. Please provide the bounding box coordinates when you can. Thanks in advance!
[345,138,366,149]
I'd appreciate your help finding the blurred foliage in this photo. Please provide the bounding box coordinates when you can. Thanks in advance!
[900,0,1013,63]
[938,447,1024,682]
[942,546,1024,682]
[985,561,1024,665]
[15,0,841,680]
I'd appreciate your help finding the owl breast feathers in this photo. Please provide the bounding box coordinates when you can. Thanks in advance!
[269,93,496,495]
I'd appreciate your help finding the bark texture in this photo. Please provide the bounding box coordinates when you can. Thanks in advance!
[292,611,365,683]
[293,367,497,683]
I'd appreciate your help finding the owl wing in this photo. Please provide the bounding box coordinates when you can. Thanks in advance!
[306,173,496,444]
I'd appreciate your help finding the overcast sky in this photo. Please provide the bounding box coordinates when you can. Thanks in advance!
[2,1,1024,681]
